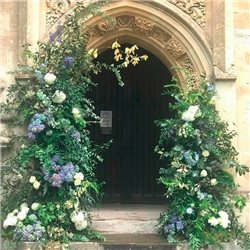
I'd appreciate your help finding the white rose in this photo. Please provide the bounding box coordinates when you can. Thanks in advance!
[72,108,81,119]
[33,181,41,190]
[17,211,27,221]
[208,217,219,226]
[31,203,40,211]
[29,176,36,184]
[74,172,84,181]
[75,220,88,230]
[71,210,86,223]
[71,211,88,230]
[202,150,210,157]
[21,207,29,214]
[182,111,195,122]
[44,73,56,85]
[200,169,208,177]
[52,90,66,104]
[3,216,18,228]
[20,203,28,209]
[210,178,218,186]
[219,217,231,228]
[74,179,82,186]
[188,105,199,115]
[218,211,229,219]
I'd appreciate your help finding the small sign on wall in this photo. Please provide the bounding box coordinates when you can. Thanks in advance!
[100,110,112,134]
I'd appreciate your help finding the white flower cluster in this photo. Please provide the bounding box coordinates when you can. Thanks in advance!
[52,90,66,104]
[29,176,41,190]
[208,211,231,228]
[72,108,81,119]
[74,172,84,186]
[44,73,56,85]
[4,203,27,228]
[70,210,88,230]
[200,169,208,177]
[3,202,41,229]
[182,105,200,122]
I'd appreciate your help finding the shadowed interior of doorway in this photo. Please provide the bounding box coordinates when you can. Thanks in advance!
[90,44,175,203]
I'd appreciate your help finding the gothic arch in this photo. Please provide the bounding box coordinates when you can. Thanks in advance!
[46,0,213,87]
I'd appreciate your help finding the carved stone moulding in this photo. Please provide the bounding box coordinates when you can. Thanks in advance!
[87,13,198,81]
[165,37,186,59]
[167,0,206,30]
[46,0,73,29]
[46,0,207,31]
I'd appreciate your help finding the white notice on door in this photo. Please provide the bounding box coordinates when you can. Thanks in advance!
[100,111,112,127]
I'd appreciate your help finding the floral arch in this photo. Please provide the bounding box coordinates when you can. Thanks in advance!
[46,0,213,86]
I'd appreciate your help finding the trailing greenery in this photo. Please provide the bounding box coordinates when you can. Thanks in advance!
[0,2,147,249]
[155,73,250,249]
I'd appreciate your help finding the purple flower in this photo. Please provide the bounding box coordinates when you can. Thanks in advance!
[14,222,46,241]
[42,158,77,187]
[71,130,81,142]
[170,216,178,224]
[61,163,75,182]
[51,154,60,162]
[52,163,61,172]
[28,113,48,140]
[49,22,63,43]
[64,56,74,67]
[28,132,36,140]
[51,173,63,187]
[183,150,199,166]
[176,219,184,231]
[49,32,55,43]
[164,223,175,234]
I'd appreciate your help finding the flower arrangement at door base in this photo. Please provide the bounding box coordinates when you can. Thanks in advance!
[155,74,250,250]
[0,2,148,249]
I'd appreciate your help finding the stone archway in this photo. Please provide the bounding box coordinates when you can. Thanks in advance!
[46,0,213,88]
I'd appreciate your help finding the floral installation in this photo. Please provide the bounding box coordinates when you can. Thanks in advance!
[1,2,147,249]
[155,75,250,249]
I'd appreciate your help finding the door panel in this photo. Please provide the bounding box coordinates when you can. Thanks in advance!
[90,45,173,203]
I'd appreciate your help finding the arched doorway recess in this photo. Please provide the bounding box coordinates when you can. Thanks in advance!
[90,45,173,203]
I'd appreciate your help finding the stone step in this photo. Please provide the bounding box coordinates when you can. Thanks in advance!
[102,234,181,250]
[17,237,242,250]
[91,203,165,234]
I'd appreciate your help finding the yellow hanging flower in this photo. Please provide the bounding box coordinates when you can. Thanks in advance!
[114,53,123,62]
[111,40,121,49]
[141,55,148,61]
[132,57,140,66]
[92,49,98,58]
[131,45,139,54]
[124,59,129,68]
[88,48,98,58]
[114,48,120,55]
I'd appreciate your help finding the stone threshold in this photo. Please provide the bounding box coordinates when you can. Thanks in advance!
[16,234,242,250]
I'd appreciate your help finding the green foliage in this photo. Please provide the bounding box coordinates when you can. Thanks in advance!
[156,72,249,249]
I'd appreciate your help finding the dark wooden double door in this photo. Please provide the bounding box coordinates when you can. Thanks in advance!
[91,46,173,203]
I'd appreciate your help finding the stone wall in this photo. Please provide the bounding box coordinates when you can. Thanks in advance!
[233,0,250,230]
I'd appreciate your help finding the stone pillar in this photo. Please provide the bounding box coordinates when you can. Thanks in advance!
[0,1,22,161]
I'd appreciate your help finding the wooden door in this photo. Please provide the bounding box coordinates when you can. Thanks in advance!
[90,45,173,203]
